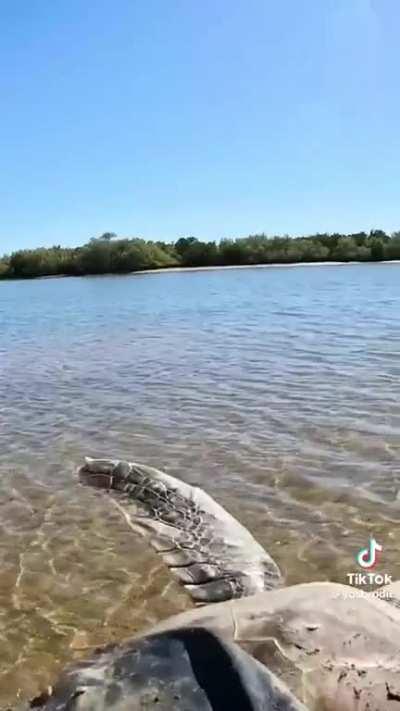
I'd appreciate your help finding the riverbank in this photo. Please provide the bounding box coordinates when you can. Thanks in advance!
[2,232,400,280]
[2,258,400,282]
[134,259,400,276]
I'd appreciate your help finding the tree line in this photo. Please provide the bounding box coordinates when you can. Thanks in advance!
[1,229,400,279]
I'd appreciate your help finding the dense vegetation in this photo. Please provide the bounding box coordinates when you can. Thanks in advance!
[1,230,400,279]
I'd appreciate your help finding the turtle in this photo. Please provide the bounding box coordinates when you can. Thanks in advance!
[22,457,400,710]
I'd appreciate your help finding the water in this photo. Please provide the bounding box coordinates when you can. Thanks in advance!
[1,263,400,705]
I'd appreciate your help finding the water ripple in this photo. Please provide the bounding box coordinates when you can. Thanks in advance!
[1,263,400,704]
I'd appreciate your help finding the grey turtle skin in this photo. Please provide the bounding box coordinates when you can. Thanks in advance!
[26,627,306,711]
[23,458,400,710]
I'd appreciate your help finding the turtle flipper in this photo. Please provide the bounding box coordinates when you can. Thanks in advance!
[79,457,282,603]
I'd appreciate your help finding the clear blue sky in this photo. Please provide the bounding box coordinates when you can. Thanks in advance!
[1,0,399,253]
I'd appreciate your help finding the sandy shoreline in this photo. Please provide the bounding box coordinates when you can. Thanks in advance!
[6,259,400,282]
[134,260,400,276]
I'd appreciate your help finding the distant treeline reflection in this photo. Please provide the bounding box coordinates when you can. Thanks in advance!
[1,230,400,279]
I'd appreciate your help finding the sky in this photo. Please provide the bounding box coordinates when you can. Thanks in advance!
[0,0,399,253]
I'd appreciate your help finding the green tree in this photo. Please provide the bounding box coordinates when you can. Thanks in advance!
[181,241,219,267]
[219,239,249,265]
[174,237,198,260]
[369,229,389,242]
[332,237,362,262]
[370,240,384,261]
[385,234,400,259]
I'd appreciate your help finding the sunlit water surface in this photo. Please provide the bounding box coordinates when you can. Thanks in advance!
[1,264,400,705]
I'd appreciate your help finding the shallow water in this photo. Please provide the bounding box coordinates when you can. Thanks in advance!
[1,263,400,705]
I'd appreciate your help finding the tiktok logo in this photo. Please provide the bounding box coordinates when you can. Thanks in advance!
[356,537,382,569]
[347,537,389,586]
